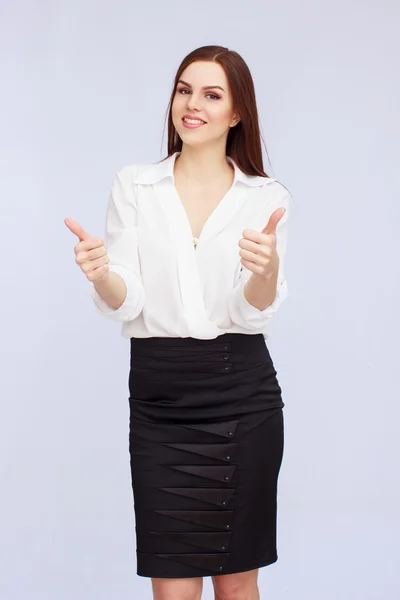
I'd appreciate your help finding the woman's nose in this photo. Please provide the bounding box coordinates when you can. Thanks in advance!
[187,95,203,112]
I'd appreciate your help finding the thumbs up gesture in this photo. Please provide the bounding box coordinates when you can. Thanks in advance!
[238,207,286,279]
[65,217,110,282]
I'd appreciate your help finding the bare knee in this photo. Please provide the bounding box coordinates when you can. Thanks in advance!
[151,576,203,600]
[212,569,259,600]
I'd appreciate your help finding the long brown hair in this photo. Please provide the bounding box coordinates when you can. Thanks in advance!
[159,45,272,178]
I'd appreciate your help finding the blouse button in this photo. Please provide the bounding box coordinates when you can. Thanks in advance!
[220,545,226,551]
[224,345,229,350]
[221,500,227,506]
[227,431,233,437]
[224,366,231,372]
[225,455,231,461]
[224,475,229,481]
[223,355,229,360]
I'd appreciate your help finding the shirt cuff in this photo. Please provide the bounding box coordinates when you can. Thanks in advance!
[228,276,289,330]
[90,265,145,323]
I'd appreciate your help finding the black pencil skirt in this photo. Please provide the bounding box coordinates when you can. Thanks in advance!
[128,332,285,579]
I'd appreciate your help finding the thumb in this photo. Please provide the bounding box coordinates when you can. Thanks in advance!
[261,207,286,236]
[64,217,91,242]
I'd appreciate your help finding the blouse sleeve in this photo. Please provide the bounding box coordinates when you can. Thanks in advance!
[91,165,145,322]
[227,187,292,331]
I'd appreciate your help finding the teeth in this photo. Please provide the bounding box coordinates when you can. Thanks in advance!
[183,118,205,124]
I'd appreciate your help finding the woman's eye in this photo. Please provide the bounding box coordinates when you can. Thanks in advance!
[177,88,220,100]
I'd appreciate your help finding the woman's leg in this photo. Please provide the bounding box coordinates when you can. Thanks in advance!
[212,568,260,600]
[151,576,204,600]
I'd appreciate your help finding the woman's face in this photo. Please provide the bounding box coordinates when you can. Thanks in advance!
[171,60,240,148]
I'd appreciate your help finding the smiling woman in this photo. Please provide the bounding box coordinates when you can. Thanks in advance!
[163,46,273,180]
[73,44,293,600]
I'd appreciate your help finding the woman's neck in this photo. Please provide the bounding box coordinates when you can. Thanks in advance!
[174,147,233,185]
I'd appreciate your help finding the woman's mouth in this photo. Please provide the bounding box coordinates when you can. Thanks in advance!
[182,117,207,129]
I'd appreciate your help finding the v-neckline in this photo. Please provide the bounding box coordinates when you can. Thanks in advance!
[171,180,236,250]
[171,161,237,250]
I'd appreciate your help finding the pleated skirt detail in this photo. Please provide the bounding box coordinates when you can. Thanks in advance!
[128,333,285,578]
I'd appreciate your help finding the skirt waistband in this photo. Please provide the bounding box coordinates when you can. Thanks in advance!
[128,333,283,422]
[129,333,272,377]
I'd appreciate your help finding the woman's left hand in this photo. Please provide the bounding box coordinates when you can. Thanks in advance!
[238,207,286,278]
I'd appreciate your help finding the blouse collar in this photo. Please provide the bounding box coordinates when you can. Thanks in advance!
[133,151,275,187]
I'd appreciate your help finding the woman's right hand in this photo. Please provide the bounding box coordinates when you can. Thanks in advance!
[65,217,110,282]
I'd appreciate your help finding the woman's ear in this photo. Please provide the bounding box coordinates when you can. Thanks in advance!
[230,113,241,127]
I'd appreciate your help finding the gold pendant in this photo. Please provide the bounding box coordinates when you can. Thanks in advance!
[192,237,198,247]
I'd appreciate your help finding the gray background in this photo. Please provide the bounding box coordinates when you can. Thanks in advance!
[1,0,399,598]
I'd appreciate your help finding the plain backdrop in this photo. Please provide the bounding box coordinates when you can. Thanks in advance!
[1,1,399,598]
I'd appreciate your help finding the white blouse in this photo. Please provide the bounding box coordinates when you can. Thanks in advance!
[91,151,292,340]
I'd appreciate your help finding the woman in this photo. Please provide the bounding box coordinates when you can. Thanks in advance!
[66,45,292,600]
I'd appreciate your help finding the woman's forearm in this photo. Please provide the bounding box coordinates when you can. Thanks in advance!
[243,270,278,311]
[93,271,127,310]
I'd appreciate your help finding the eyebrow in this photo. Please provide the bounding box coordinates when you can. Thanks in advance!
[177,79,225,92]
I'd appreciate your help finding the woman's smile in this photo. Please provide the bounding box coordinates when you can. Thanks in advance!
[182,117,207,129]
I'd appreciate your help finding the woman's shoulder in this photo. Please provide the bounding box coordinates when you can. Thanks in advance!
[258,177,294,206]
